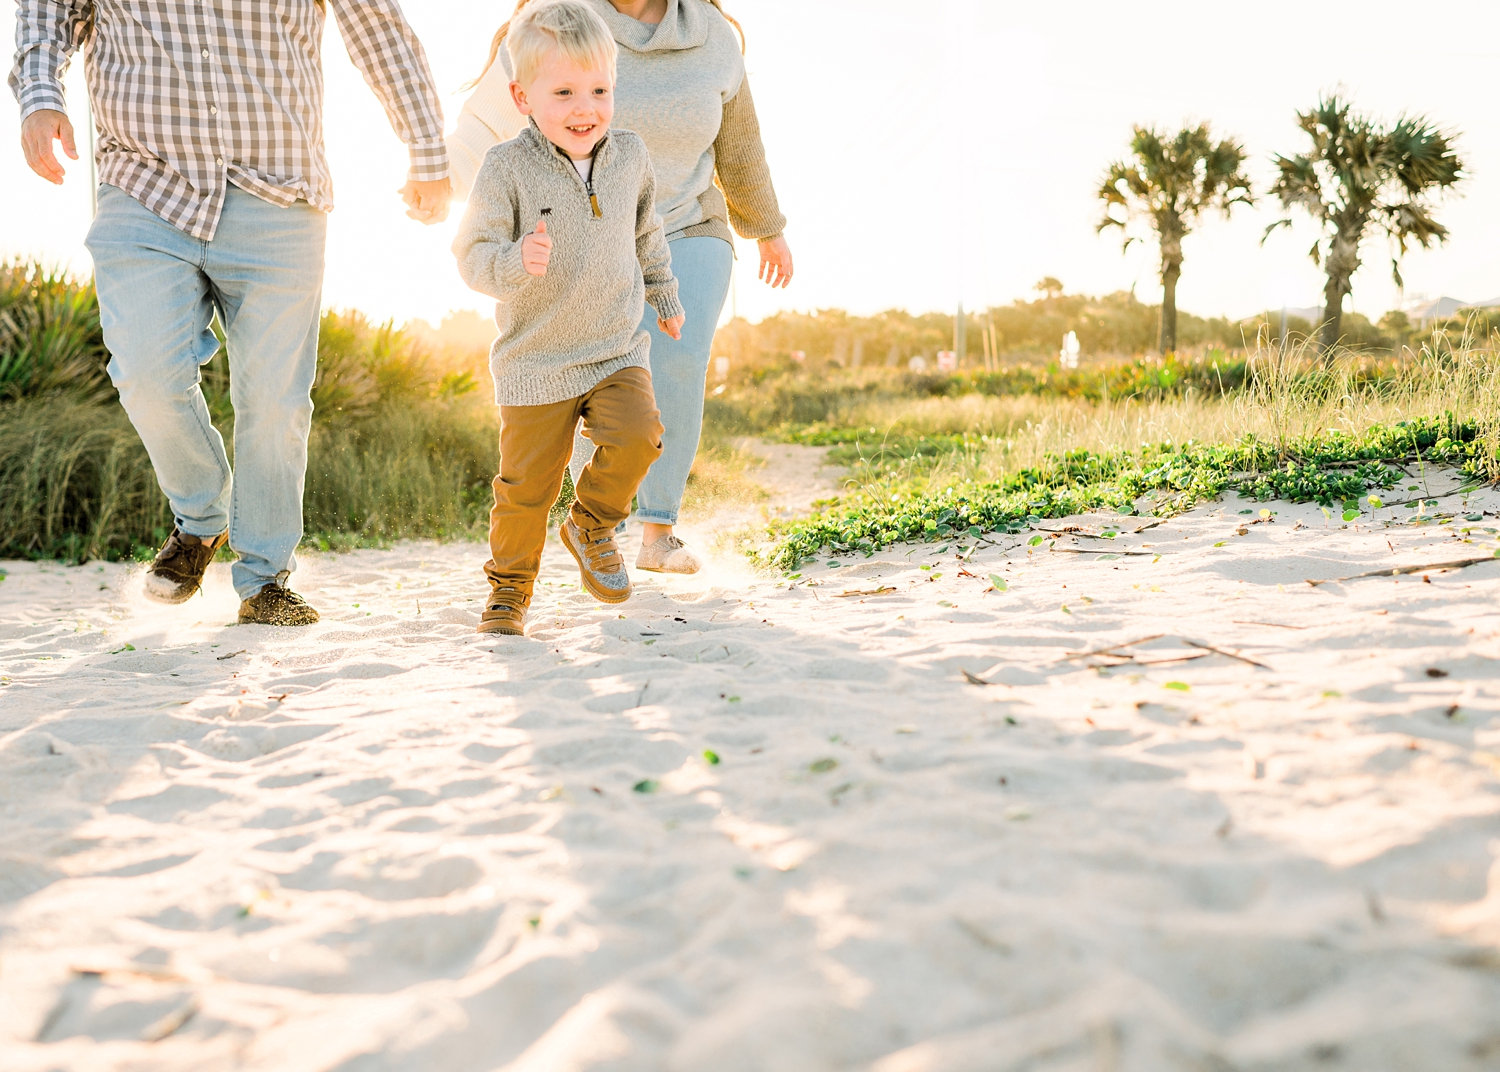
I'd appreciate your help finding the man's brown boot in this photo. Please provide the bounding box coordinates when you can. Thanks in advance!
[143,527,228,603]
[238,583,320,626]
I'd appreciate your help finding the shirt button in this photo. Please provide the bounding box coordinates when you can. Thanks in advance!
[209,106,218,115]
[215,157,224,166]
[201,49,210,58]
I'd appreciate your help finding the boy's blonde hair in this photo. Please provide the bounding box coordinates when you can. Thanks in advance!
[506,0,618,87]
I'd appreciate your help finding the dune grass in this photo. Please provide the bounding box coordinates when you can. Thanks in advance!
[717,336,1500,569]
[7,260,1499,570]
[0,392,501,561]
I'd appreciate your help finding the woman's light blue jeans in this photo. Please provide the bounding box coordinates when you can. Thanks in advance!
[570,235,734,525]
[85,184,327,600]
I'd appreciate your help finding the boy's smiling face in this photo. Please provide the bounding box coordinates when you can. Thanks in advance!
[511,53,615,161]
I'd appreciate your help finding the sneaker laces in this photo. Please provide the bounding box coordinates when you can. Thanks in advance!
[259,585,310,610]
[153,529,193,569]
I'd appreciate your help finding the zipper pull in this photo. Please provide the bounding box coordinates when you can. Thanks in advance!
[589,193,601,218]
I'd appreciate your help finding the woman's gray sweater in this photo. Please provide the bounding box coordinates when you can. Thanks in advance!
[453,122,683,407]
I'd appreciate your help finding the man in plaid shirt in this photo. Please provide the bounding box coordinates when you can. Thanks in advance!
[11,0,451,625]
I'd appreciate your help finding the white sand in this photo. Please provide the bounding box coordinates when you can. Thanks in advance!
[3,448,1500,1071]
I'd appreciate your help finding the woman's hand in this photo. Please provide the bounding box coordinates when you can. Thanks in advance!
[400,177,452,224]
[757,235,793,289]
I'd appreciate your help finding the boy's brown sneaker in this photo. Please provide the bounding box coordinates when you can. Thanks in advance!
[238,583,320,626]
[143,527,228,603]
[560,516,632,603]
[477,587,528,635]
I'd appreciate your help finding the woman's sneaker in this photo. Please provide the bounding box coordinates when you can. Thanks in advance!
[560,516,632,603]
[143,528,228,603]
[636,533,701,574]
[238,583,320,626]
[477,588,528,635]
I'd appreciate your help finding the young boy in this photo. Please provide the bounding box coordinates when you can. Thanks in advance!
[453,0,684,636]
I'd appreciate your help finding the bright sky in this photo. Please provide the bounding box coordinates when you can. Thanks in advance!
[3,1,1498,329]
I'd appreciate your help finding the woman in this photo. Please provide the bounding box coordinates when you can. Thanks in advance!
[449,0,792,575]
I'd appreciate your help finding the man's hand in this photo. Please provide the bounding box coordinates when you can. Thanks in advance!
[521,219,552,276]
[757,235,793,289]
[20,109,77,185]
[658,313,685,341]
[399,177,451,224]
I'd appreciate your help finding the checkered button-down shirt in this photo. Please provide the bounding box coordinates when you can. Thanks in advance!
[10,0,448,240]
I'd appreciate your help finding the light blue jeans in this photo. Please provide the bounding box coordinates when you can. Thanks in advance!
[570,235,734,525]
[85,184,327,599]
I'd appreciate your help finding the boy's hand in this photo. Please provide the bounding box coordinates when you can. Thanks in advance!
[658,314,684,341]
[521,220,552,276]
[20,109,77,185]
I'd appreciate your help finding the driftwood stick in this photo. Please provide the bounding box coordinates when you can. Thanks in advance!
[1183,639,1270,670]
[1065,634,1167,659]
[1123,652,1212,667]
[1046,548,1155,556]
[1306,556,1498,587]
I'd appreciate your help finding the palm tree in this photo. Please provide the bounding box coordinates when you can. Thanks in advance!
[1265,95,1463,352]
[1098,124,1252,354]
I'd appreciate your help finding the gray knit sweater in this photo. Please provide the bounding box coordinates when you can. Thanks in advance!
[453,121,683,407]
[447,0,786,246]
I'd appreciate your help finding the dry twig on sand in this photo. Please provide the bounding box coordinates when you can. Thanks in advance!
[1305,556,1498,587]
[1061,634,1270,671]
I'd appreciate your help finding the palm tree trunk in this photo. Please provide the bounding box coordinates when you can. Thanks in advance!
[1159,259,1181,354]
[1319,273,1346,353]
[1319,226,1360,355]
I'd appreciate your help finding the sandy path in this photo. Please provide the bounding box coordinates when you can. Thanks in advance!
[2,447,1499,1071]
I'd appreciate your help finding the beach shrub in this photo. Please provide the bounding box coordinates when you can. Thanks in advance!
[0,262,111,403]
[760,414,1492,569]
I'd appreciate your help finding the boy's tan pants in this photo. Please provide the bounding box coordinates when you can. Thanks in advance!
[485,366,663,601]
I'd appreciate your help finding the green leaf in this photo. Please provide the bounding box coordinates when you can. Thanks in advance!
[1367,495,1384,508]
[703,750,720,766]
[1342,508,1360,522]
[632,779,660,794]
[1163,681,1190,692]
[809,758,838,774]
[1028,534,1045,547]
[1060,604,1072,614]
[988,574,1008,591]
